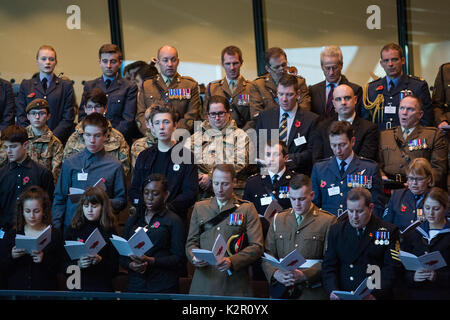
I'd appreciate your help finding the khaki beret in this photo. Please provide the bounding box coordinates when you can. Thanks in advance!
[26,98,50,113]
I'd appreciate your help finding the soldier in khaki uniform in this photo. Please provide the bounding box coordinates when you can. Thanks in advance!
[186,164,263,297]
[184,96,252,198]
[0,99,63,182]
[249,47,311,128]
[204,46,253,131]
[64,88,130,177]
[262,174,337,299]
[379,95,448,189]
[130,106,157,169]
[136,45,201,134]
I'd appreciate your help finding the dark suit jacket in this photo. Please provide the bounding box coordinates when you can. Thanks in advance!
[17,74,76,143]
[309,75,362,120]
[79,75,138,141]
[312,115,379,162]
[322,214,400,299]
[0,78,15,132]
[255,107,319,175]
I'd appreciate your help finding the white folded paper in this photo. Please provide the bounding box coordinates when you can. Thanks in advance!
[15,225,52,254]
[69,177,107,203]
[110,227,153,257]
[192,234,227,265]
[64,228,106,260]
[399,250,447,271]
[261,249,307,271]
[332,277,372,300]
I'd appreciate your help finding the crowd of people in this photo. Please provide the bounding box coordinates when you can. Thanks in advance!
[0,42,449,300]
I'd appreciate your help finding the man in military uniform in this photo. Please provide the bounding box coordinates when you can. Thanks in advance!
[322,188,400,300]
[79,44,138,144]
[309,46,362,120]
[186,164,263,297]
[361,43,433,131]
[64,88,131,177]
[130,106,157,169]
[255,74,318,175]
[312,84,379,162]
[204,46,253,131]
[0,77,15,132]
[379,95,448,190]
[311,121,384,217]
[250,47,311,128]
[136,45,201,134]
[184,95,251,199]
[262,174,337,299]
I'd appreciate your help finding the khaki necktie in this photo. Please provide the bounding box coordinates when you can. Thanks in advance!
[229,80,236,94]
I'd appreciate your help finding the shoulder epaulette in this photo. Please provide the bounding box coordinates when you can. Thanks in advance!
[368,77,382,84]
[209,79,221,84]
[408,75,425,82]
[316,156,333,163]
[237,198,249,204]
[358,156,376,163]
[180,75,198,83]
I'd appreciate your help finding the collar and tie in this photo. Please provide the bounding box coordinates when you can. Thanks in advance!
[229,80,236,94]
[42,77,48,92]
[165,77,172,86]
[339,160,347,176]
[295,213,303,226]
[325,83,335,117]
[105,79,112,89]
[388,79,395,94]
[272,174,279,185]
[279,112,289,142]
[402,128,411,140]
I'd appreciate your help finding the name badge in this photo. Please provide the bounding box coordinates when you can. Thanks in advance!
[384,106,396,114]
[328,186,340,196]
[78,172,88,181]
[260,196,273,206]
[294,136,307,146]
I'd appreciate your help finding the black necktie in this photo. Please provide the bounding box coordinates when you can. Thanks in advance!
[42,78,48,92]
[105,79,111,89]
[388,80,395,94]
[339,160,346,176]
[272,174,279,185]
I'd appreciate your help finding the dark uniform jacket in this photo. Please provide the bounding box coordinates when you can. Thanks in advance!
[79,75,138,142]
[322,214,400,299]
[17,74,76,144]
[136,73,201,133]
[204,76,253,131]
[0,78,16,132]
[311,114,379,162]
[379,125,448,188]
[311,155,384,217]
[309,75,362,120]
[401,221,450,300]
[432,62,450,125]
[255,106,319,175]
[361,74,434,131]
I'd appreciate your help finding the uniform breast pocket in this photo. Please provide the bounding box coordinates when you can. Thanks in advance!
[275,232,292,254]
[380,145,397,165]
[37,149,53,170]
[300,232,325,256]
[108,95,124,115]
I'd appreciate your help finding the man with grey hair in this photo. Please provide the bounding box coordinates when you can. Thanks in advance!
[310,46,362,120]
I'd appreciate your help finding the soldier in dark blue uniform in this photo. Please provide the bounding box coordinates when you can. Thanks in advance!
[0,78,15,132]
[79,44,138,145]
[322,188,400,300]
[311,121,384,217]
[383,158,433,232]
[16,45,76,144]
[361,43,433,131]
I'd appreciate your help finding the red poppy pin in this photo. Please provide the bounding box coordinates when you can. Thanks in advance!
[23,176,30,185]
[27,92,36,98]
[369,233,373,238]
[376,85,383,92]
[295,120,301,128]
[320,180,326,188]
[77,238,84,243]
[400,205,407,212]
[151,221,160,229]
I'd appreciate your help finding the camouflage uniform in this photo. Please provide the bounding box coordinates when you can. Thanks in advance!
[130,130,157,169]
[64,121,131,177]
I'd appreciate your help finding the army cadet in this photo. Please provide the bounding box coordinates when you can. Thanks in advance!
[186,164,263,297]
[432,62,450,128]
[79,44,138,144]
[383,158,432,232]
[130,106,157,169]
[309,46,363,120]
[311,121,384,217]
[322,187,400,300]
[204,46,253,130]
[255,74,318,176]
[136,45,201,135]
[0,77,15,132]
[379,95,448,190]
[16,45,76,144]
[64,88,131,177]
[184,95,251,199]
[250,47,312,127]
[361,43,434,131]
[23,99,63,183]
[262,174,337,299]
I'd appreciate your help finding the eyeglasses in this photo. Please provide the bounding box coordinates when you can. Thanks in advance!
[28,111,48,117]
[208,111,227,118]
[323,65,341,72]
[407,176,427,183]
